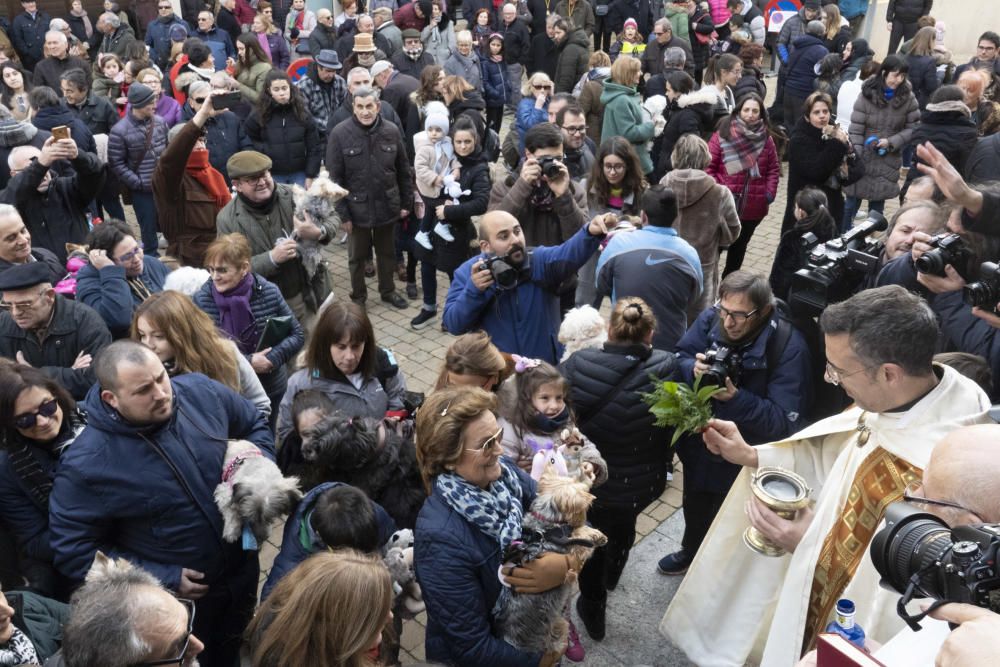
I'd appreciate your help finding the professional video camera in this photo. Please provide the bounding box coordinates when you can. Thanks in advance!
[869,502,1000,630]
[914,233,971,279]
[964,261,1000,313]
[788,211,888,318]
[701,345,742,387]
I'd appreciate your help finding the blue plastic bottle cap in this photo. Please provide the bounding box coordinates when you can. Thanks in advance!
[836,598,855,614]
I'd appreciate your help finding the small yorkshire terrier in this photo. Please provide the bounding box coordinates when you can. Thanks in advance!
[213,440,302,545]
[499,470,607,654]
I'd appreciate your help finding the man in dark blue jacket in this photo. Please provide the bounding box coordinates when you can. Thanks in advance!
[10,0,50,70]
[49,340,273,667]
[657,271,813,575]
[443,209,617,364]
[782,21,829,125]
[144,1,189,70]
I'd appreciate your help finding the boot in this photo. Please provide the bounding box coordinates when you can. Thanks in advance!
[575,595,606,641]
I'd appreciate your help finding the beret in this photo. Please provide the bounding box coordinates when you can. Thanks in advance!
[227,151,273,179]
[0,261,53,291]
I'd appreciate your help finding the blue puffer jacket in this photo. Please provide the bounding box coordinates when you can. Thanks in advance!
[181,103,252,183]
[930,289,1000,401]
[415,462,540,667]
[784,34,829,98]
[48,374,273,587]
[482,57,511,107]
[260,482,397,601]
[515,97,547,154]
[193,273,305,370]
[75,256,171,338]
[145,16,190,69]
[443,223,602,364]
[194,27,235,70]
[674,306,813,493]
[839,0,869,18]
[108,113,169,192]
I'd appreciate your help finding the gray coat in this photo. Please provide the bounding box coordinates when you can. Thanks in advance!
[444,51,482,92]
[844,78,920,202]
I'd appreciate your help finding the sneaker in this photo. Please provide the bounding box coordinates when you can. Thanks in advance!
[433,222,455,242]
[657,550,692,576]
[565,619,585,662]
[575,596,605,641]
[414,231,433,250]
[410,308,438,329]
[406,282,418,299]
[381,292,408,309]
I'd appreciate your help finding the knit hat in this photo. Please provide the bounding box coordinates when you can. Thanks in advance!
[425,111,449,133]
[0,118,37,147]
[0,262,53,291]
[370,60,393,78]
[623,18,638,32]
[127,83,156,108]
[169,23,188,42]
[227,150,273,178]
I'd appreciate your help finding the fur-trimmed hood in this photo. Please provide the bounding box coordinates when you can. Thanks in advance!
[860,75,914,108]
[925,99,972,117]
[677,87,720,109]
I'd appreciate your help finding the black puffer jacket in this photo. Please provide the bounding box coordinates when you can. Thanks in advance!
[904,102,978,190]
[654,87,718,180]
[244,103,322,178]
[432,150,490,273]
[560,342,680,512]
[906,53,940,109]
[886,0,933,24]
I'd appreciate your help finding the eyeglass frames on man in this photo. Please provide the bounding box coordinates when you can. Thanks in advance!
[712,300,758,325]
[0,289,48,312]
[130,597,196,667]
[902,481,984,523]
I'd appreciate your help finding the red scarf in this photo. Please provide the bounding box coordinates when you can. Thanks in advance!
[186,150,231,211]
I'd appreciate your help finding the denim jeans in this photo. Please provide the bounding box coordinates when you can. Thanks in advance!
[271,171,307,186]
[130,190,159,257]
[842,196,885,233]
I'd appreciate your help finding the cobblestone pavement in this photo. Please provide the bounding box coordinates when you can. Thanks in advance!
[249,78,902,664]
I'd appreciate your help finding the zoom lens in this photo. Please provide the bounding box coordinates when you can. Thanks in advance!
[870,503,953,598]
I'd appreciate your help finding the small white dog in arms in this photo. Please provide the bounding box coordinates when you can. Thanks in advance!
[214,440,302,548]
[558,305,608,362]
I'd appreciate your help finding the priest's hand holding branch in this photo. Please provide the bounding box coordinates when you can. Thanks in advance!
[703,419,758,468]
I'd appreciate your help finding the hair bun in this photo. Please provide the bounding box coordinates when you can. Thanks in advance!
[623,303,643,322]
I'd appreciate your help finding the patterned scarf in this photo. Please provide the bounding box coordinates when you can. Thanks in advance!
[5,410,84,510]
[720,116,768,176]
[435,458,524,551]
[0,627,39,666]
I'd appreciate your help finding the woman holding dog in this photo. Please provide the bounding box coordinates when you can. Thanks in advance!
[560,297,680,641]
[0,363,87,599]
[414,387,571,667]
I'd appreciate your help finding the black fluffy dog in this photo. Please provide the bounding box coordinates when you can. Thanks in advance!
[301,412,425,529]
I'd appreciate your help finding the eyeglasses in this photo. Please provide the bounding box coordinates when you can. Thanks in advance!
[116,246,143,263]
[464,426,504,456]
[0,289,48,312]
[977,44,997,52]
[563,125,587,135]
[239,173,269,185]
[13,398,58,429]
[131,598,196,667]
[157,4,172,9]
[603,161,625,172]
[712,300,759,325]
[197,16,211,20]
[823,360,878,386]
[191,96,206,103]
[205,265,232,275]
[902,481,984,522]
[532,84,552,90]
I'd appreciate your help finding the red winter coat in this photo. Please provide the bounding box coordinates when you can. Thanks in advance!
[393,2,428,33]
[706,132,780,222]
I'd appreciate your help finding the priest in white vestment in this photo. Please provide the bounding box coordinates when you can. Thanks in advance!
[660,286,993,667]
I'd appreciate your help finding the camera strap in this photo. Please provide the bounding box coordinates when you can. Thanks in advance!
[896,557,956,632]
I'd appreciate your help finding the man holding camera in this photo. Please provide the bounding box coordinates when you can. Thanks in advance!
[656,272,812,576]
[442,210,617,364]
[660,285,992,666]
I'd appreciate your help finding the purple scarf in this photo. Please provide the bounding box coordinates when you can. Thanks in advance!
[212,272,259,353]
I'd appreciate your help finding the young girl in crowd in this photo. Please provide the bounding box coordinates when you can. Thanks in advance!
[497,357,607,483]
[244,70,322,186]
[609,18,646,62]
[91,54,125,112]
[470,8,493,53]
[769,186,838,301]
[481,33,509,136]
[413,110,456,251]
[0,62,31,121]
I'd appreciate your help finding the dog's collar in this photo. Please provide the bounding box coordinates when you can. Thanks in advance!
[221,450,262,487]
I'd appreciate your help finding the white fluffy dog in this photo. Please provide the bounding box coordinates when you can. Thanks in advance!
[163,266,210,297]
[214,440,302,545]
[558,306,608,362]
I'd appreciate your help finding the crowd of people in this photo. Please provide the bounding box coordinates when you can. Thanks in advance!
[0,0,998,665]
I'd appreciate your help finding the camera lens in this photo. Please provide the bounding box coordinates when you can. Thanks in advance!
[914,250,945,276]
[870,503,953,599]
[964,281,1000,309]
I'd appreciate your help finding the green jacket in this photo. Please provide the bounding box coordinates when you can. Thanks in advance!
[236,59,273,104]
[664,4,691,42]
[600,80,655,174]
[6,590,69,661]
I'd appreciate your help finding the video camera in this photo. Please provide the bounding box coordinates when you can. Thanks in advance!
[702,345,742,387]
[788,211,888,318]
[964,261,1000,313]
[870,502,1000,630]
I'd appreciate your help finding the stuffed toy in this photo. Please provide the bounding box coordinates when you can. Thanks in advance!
[383,529,425,615]
[441,172,469,204]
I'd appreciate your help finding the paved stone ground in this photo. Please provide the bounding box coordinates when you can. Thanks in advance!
[243,76,903,664]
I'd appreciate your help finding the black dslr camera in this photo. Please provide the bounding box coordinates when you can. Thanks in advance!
[537,156,564,179]
[870,502,1000,630]
[964,261,1000,313]
[914,233,971,279]
[482,254,520,290]
[788,211,888,318]
[702,345,742,387]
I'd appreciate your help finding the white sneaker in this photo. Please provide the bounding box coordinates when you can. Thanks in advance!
[855,209,868,220]
[433,222,455,242]
[414,231,433,250]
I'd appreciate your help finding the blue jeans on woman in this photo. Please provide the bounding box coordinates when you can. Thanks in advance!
[842,197,885,233]
[271,171,307,186]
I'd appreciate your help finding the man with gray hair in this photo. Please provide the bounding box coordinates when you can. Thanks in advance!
[497,3,530,110]
[32,30,88,94]
[326,85,413,308]
[327,66,403,132]
[372,6,402,57]
[54,553,205,667]
[642,18,693,78]
[96,11,136,59]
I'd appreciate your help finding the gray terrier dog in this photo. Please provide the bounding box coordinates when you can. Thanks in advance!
[499,470,607,654]
[214,440,302,545]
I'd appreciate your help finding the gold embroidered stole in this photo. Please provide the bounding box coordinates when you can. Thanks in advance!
[801,429,922,653]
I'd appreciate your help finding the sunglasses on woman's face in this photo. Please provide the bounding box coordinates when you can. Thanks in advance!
[14,398,58,429]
